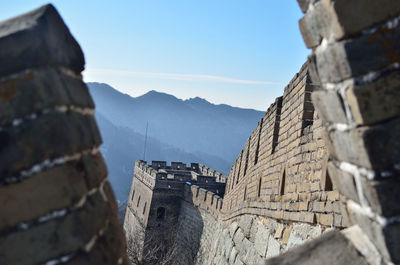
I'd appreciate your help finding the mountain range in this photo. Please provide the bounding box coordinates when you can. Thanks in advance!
[87,82,264,201]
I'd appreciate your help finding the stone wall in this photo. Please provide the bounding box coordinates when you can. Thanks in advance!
[223,62,346,229]
[297,0,400,264]
[0,4,129,265]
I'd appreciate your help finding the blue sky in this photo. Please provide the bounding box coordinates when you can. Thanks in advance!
[2,1,309,110]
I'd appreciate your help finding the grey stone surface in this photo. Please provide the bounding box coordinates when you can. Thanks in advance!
[233,228,245,251]
[264,230,369,265]
[328,116,400,171]
[0,4,84,78]
[311,90,347,124]
[360,177,400,217]
[239,215,253,238]
[0,112,102,181]
[327,161,359,203]
[229,247,238,265]
[266,235,280,258]
[348,203,400,263]
[225,238,234,259]
[0,68,94,126]
[315,21,400,83]
[254,222,269,257]
[230,222,239,238]
[249,219,259,243]
[287,231,304,250]
[345,69,400,125]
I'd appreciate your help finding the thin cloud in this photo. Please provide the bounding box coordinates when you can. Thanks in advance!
[85,68,281,85]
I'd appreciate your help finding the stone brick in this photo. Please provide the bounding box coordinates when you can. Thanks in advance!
[287,231,304,250]
[318,214,333,226]
[360,177,400,218]
[316,21,400,83]
[311,90,347,124]
[327,116,400,171]
[65,218,128,265]
[233,229,245,251]
[0,111,102,181]
[345,69,400,125]
[327,162,359,203]
[254,223,269,256]
[229,222,239,238]
[0,68,94,126]
[0,4,84,78]
[81,153,108,190]
[298,1,327,48]
[274,224,284,239]
[0,191,111,265]
[348,202,400,263]
[321,0,400,40]
[229,247,238,265]
[263,230,369,265]
[266,235,280,258]
[282,227,292,245]
[302,212,316,224]
[326,191,339,201]
[0,157,90,230]
[239,215,253,238]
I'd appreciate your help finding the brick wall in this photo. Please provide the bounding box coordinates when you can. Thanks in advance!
[223,62,346,229]
[0,4,129,265]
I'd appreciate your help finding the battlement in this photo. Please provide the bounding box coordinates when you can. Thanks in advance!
[222,61,344,228]
[183,184,223,219]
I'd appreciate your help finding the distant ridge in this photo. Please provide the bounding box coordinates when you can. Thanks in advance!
[87,82,264,200]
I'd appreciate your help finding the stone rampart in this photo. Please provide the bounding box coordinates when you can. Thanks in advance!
[0,4,129,265]
[223,62,345,230]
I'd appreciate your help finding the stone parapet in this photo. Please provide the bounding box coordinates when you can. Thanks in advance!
[183,184,223,219]
[0,4,129,265]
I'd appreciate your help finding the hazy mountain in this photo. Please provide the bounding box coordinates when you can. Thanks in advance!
[95,112,230,201]
[88,82,264,201]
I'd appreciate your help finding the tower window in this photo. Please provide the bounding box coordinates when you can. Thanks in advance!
[143,202,147,215]
[137,196,141,207]
[156,207,166,220]
[279,169,286,196]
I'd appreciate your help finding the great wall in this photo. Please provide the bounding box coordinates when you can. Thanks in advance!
[1,1,400,265]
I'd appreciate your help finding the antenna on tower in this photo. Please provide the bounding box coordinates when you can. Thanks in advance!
[143,121,149,161]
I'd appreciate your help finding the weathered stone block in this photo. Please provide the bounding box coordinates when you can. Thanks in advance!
[345,69,400,125]
[0,111,101,181]
[0,191,111,265]
[287,231,303,250]
[0,156,93,230]
[316,21,400,83]
[360,177,400,218]
[299,1,327,48]
[229,222,239,238]
[0,4,84,78]
[348,201,400,263]
[311,90,347,124]
[282,227,292,245]
[239,215,253,238]
[318,213,334,226]
[327,116,400,171]
[321,0,400,40]
[65,218,128,265]
[263,230,369,265]
[327,161,359,203]
[233,228,245,251]
[0,68,94,126]
[266,235,280,258]
[254,223,270,257]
